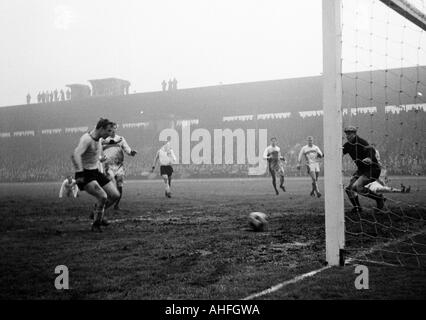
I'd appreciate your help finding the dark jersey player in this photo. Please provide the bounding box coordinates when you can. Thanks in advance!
[342,126,385,213]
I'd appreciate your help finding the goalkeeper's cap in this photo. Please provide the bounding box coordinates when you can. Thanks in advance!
[344,125,357,133]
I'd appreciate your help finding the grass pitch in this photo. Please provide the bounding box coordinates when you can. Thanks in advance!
[0,177,425,299]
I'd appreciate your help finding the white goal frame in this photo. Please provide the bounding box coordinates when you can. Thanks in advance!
[322,0,345,266]
[321,0,426,266]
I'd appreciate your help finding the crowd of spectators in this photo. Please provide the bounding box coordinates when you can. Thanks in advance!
[0,108,424,182]
[27,89,71,104]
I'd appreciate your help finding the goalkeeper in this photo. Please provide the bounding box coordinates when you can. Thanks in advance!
[342,126,385,213]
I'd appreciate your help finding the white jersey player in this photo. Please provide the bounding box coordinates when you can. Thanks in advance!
[151,139,177,198]
[101,124,137,210]
[263,137,286,195]
[297,136,323,198]
[366,180,410,194]
[59,176,79,198]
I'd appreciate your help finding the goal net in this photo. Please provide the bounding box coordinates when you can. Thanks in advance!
[323,0,426,267]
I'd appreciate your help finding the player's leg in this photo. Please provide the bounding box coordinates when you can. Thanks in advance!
[279,165,285,192]
[102,181,120,209]
[114,174,124,210]
[306,165,315,196]
[160,166,171,197]
[345,174,362,211]
[279,175,285,191]
[72,186,79,198]
[84,181,109,232]
[162,174,170,196]
[167,166,173,197]
[308,167,317,195]
[352,175,385,210]
[95,170,120,225]
[314,165,321,198]
[270,168,279,195]
[167,171,173,198]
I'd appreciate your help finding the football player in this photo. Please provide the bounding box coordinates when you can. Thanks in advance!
[151,138,177,198]
[101,124,137,210]
[342,126,385,213]
[297,136,323,198]
[263,137,286,195]
[72,118,120,232]
[59,175,79,199]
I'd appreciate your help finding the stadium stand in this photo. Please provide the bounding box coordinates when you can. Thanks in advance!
[0,67,424,182]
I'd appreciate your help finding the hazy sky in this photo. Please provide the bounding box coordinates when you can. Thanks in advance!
[0,0,424,107]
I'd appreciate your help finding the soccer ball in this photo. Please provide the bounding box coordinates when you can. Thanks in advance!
[248,212,268,232]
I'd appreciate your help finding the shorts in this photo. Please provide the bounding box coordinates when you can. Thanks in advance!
[160,165,173,177]
[347,172,375,191]
[365,181,384,193]
[306,163,320,173]
[105,164,125,187]
[355,167,381,180]
[75,169,111,190]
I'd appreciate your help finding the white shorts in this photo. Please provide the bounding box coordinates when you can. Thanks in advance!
[307,163,320,173]
[365,181,384,193]
[106,164,125,186]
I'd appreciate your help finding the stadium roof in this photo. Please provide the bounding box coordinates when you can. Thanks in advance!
[0,66,424,132]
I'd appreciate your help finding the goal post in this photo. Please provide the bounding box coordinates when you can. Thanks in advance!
[322,0,345,266]
[322,0,426,267]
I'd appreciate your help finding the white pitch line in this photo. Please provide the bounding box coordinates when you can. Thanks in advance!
[242,265,332,300]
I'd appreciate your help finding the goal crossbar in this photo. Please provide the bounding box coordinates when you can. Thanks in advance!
[379,0,426,31]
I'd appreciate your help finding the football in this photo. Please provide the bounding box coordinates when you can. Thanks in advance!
[248,212,268,232]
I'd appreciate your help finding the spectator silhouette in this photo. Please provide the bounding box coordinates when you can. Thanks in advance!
[54,89,58,101]
[37,92,41,103]
[26,93,31,104]
[168,79,173,91]
[50,91,54,102]
[172,78,178,90]
[66,89,71,100]
[60,89,65,101]
[161,80,167,92]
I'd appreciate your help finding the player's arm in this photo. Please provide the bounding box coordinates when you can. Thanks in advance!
[362,145,376,165]
[72,136,91,184]
[342,143,349,158]
[316,146,323,158]
[170,149,177,163]
[72,181,79,197]
[121,137,137,156]
[297,147,304,169]
[262,147,270,160]
[59,180,66,198]
[151,151,159,172]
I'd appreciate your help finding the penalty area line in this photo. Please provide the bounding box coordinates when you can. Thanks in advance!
[242,265,331,300]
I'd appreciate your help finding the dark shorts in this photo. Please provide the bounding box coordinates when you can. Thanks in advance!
[354,168,381,180]
[75,169,111,190]
[160,165,173,177]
